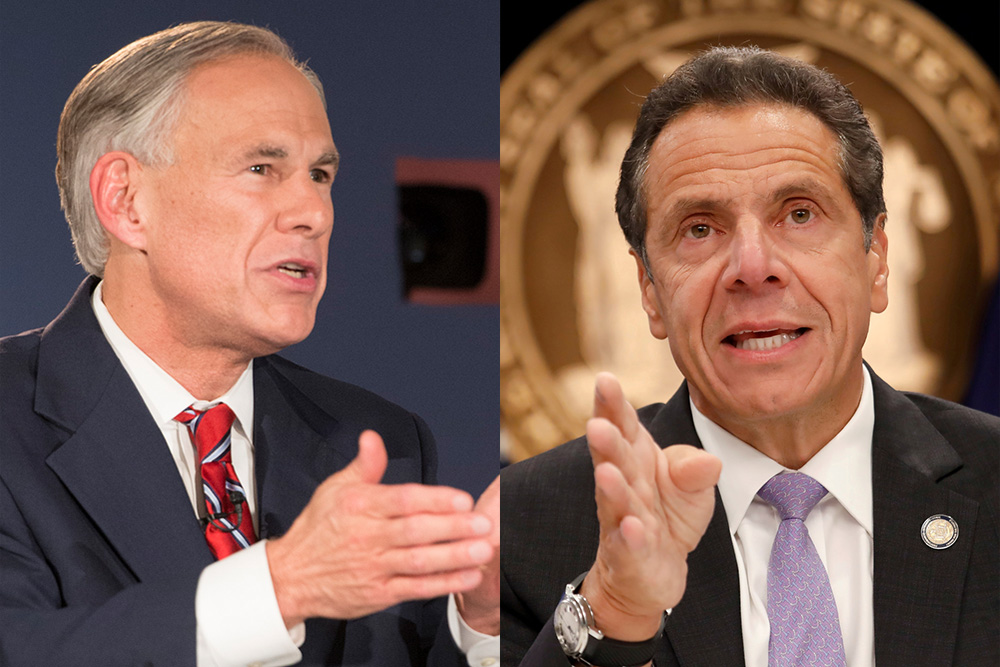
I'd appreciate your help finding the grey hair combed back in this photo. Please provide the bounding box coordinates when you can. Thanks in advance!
[615,46,885,268]
[56,21,326,276]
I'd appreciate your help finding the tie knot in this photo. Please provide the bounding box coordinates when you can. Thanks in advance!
[758,472,828,520]
[175,403,236,462]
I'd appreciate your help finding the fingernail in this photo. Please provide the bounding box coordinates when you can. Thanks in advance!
[452,495,472,512]
[471,515,492,535]
[595,384,605,403]
[469,541,492,562]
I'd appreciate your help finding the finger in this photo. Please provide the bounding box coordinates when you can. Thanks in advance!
[385,512,492,548]
[387,568,484,603]
[665,446,722,494]
[354,483,475,518]
[593,372,640,443]
[594,461,642,529]
[338,430,389,484]
[386,538,494,576]
[475,474,500,513]
[619,515,647,552]
[587,417,640,483]
[474,475,500,544]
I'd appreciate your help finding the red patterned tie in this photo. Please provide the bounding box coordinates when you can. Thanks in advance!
[175,403,256,559]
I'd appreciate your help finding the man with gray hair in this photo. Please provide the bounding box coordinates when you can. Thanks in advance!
[1,22,499,666]
[501,46,998,666]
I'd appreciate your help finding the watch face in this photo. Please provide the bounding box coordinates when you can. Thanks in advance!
[554,598,585,655]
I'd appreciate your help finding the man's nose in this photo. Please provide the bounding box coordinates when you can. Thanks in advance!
[720,218,787,292]
[276,174,333,237]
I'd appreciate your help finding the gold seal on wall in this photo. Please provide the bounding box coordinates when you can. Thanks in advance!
[500,0,1000,461]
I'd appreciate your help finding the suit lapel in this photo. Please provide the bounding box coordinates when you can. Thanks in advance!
[252,357,348,540]
[38,279,213,583]
[649,385,745,666]
[869,372,975,667]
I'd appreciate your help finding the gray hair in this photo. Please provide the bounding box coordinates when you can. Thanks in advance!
[615,46,885,270]
[56,21,326,276]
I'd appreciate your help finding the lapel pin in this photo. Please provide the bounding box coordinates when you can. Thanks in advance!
[921,514,959,549]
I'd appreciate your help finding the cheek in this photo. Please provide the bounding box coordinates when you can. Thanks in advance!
[660,264,717,339]
[797,252,871,332]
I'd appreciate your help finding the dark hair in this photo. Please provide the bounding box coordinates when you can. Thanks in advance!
[615,45,885,267]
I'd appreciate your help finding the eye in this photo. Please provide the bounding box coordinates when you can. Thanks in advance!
[686,223,712,239]
[788,208,813,224]
[249,164,270,176]
[310,168,332,184]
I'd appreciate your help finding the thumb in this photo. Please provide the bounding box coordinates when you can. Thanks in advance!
[341,429,389,484]
[666,446,721,494]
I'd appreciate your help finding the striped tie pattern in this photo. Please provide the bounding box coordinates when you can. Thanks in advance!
[758,472,847,667]
[175,403,256,559]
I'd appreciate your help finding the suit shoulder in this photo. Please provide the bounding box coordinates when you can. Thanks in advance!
[257,354,420,425]
[0,328,44,398]
[902,391,1000,448]
[501,402,669,495]
[901,392,999,495]
[1,327,44,362]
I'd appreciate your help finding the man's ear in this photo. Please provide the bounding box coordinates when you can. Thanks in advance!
[868,215,889,315]
[89,151,148,250]
[631,248,668,340]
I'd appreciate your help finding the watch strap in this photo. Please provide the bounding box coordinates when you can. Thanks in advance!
[566,572,665,667]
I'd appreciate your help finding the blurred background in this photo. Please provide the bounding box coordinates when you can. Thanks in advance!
[0,2,500,497]
[500,0,999,462]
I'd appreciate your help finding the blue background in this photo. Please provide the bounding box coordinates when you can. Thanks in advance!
[0,2,500,497]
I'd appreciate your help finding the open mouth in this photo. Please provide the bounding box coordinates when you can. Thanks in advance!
[276,262,309,279]
[724,327,809,352]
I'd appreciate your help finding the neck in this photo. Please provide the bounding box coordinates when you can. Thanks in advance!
[693,372,865,470]
[100,265,250,401]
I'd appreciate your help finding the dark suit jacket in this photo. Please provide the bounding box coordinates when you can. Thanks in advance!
[501,375,999,666]
[0,278,464,666]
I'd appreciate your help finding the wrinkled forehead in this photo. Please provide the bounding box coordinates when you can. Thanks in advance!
[644,103,847,200]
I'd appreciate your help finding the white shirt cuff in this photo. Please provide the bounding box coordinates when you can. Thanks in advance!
[196,542,305,667]
[447,594,500,667]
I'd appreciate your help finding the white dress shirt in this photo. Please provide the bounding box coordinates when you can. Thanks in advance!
[91,282,498,667]
[691,367,876,667]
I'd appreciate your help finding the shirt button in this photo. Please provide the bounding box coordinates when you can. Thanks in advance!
[480,659,497,666]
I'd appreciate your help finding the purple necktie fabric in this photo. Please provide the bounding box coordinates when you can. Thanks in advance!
[758,473,847,666]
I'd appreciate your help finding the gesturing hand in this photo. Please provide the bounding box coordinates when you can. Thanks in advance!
[580,373,721,641]
[266,430,495,628]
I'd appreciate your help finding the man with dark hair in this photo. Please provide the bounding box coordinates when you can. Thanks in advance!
[501,46,998,666]
[1,22,499,666]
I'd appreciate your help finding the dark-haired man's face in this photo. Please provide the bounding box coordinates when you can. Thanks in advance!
[635,103,888,434]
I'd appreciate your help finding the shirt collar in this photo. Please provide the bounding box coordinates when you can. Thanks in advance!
[692,367,874,537]
[91,281,254,440]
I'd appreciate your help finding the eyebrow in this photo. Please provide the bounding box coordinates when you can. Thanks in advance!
[240,144,340,172]
[768,179,836,203]
[315,149,340,173]
[242,144,288,161]
[662,178,836,222]
[663,197,730,223]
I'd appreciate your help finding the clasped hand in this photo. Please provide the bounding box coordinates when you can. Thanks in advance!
[267,430,498,631]
[580,373,721,641]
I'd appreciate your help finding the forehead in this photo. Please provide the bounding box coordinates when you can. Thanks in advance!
[644,103,845,206]
[172,54,333,151]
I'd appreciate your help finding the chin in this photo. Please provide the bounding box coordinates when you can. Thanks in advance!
[249,318,316,355]
[703,374,812,422]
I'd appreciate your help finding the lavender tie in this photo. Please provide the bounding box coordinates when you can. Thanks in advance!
[758,473,847,667]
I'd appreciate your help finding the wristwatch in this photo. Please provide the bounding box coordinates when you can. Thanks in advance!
[553,572,665,666]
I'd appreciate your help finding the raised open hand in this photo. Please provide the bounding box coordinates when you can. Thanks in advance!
[580,373,721,641]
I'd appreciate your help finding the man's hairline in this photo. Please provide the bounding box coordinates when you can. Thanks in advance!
[129,51,327,171]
